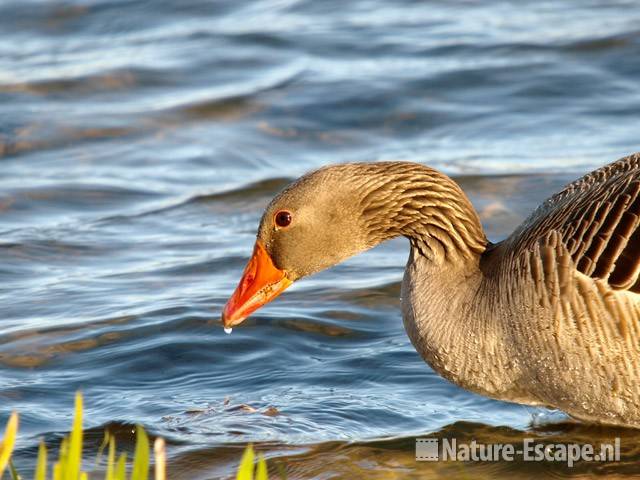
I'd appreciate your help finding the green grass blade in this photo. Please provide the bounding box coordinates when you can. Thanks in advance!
[57,438,68,480]
[66,392,83,480]
[35,441,47,480]
[8,459,20,480]
[114,453,126,480]
[236,445,255,480]
[255,454,268,480]
[96,431,109,466]
[0,412,19,479]
[105,435,115,480]
[130,426,149,480]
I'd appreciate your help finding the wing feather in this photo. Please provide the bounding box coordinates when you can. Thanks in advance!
[504,153,640,294]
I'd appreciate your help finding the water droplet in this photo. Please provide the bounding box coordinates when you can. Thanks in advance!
[224,327,232,334]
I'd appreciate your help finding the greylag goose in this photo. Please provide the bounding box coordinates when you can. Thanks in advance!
[222,152,640,428]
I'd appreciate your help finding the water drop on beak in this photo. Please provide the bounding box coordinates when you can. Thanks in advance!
[224,327,233,334]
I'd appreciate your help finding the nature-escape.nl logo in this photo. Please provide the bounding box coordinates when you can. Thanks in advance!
[416,437,620,467]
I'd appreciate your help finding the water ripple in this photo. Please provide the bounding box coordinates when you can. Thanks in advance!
[2,0,640,477]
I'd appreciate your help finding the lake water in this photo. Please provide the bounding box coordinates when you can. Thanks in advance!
[2,1,640,478]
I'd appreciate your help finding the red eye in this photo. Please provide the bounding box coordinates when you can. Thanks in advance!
[275,210,292,228]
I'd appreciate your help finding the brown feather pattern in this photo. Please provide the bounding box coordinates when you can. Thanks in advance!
[506,153,640,293]
[354,162,486,262]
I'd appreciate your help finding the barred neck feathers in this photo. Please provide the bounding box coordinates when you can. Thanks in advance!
[353,163,487,263]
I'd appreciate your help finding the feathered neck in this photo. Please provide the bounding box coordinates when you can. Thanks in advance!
[350,162,487,263]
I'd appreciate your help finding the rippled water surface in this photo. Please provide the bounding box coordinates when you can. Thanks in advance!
[2,1,640,478]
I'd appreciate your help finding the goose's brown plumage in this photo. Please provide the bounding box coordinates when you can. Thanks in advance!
[223,152,640,428]
[507,153,640,292]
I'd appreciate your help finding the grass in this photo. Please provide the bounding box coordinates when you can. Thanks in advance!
[236,445,268,480]
[0,393,271,480]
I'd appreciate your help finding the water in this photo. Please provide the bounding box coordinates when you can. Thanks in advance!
[1,0,640,478]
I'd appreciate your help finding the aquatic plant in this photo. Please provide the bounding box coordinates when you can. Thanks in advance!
[0,393,269,480]
[0,412,18,478]
[235,445,268,480]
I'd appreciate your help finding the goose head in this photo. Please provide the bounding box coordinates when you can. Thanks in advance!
[222,165,372,328]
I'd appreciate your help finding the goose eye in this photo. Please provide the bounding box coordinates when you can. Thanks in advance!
[275,210,292,228]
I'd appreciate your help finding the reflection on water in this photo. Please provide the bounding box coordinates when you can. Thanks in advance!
[145,420,640,479]
[247,422,640,480]
[2,0,640,478]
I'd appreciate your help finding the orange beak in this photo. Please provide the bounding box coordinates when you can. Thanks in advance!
[222,240,292,328]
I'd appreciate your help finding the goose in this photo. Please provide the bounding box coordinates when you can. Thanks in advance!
[222,152,640,428]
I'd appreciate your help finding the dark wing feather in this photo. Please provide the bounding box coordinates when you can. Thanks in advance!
[504,153,640,293]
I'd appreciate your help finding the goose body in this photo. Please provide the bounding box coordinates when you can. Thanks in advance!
[223,152,640,428]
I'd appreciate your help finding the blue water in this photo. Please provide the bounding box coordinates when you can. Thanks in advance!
[1,1,640,478]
